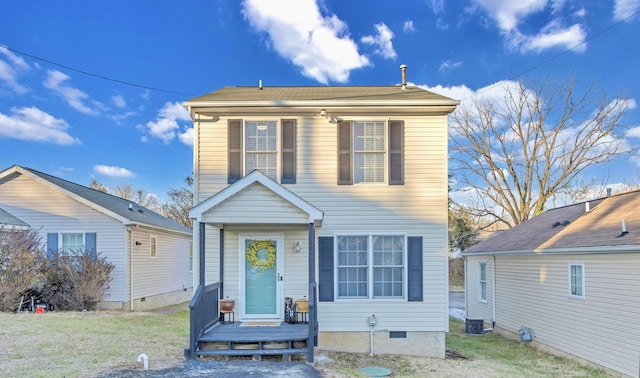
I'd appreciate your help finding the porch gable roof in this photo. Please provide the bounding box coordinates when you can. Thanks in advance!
[189,170,324,226]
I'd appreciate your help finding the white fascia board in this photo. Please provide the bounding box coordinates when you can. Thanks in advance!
[183,99,460,108]
[463,245,640,257]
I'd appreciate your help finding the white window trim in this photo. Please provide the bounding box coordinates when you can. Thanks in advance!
[150,235,157,258]
[478,261,488,303]
[189,241,193,272]
[243,119,280,180]
[334,233,408,301]
[568,262,585,299]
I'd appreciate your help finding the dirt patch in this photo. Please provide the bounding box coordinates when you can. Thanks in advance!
[445,349,468,360]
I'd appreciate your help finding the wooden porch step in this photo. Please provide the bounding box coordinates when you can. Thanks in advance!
[196,348,308,357]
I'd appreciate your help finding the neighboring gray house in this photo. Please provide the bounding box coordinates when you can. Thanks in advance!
[0,164,193,311]
[463,190,640,377]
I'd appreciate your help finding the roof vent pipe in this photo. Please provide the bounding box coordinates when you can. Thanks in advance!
[400,64,407,89]
[585,202,590,212]
[607,188,612,197]
[259,80,263,90]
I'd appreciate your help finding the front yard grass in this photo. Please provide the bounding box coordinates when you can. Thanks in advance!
[0,308,618,378]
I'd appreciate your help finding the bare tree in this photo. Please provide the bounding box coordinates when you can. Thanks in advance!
[159,176,193,229]
[450,78,631,228]
[111,185,160,210]
[89,178,108,193]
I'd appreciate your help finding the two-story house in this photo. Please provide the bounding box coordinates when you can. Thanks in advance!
[184,68,459,362]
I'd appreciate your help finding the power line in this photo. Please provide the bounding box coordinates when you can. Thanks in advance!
[0,44,198,97]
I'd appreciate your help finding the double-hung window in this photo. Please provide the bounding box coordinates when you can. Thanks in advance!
[336,235,405,300]
[479,261,487,302]
[62,233,84,255]
[228,119,296,184]
[338,120,404,185]
[569,263,584,298]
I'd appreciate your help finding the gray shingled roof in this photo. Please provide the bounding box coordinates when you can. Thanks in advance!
[464,190,640,255]
[20,167,191,235]
[185,85,456,103]
[0,207,29,227]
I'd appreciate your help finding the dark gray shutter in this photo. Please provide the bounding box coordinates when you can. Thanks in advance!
[407,236,423,301]
[318,236,334,302]
[228,119,243,184]
[281,119,296,184]
[85,232,97,259]
[337,121,352,185]
[47,233,58,259]
[389,120,404,185]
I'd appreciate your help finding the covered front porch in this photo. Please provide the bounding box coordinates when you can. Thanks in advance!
[185,171,324,362]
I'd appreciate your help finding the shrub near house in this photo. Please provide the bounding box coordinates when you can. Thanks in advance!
[0,228,114,312]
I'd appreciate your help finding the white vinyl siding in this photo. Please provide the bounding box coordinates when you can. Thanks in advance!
[479,261,487,302]
[493,254,640,377]
[569,262,584,298]
[194,113,450,333]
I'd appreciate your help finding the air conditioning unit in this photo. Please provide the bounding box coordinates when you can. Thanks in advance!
[465,318,484,335]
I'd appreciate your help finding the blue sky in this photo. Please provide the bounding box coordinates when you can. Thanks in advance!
[1,0,639,202]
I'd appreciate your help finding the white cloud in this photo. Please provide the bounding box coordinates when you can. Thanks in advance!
[626,125,640,138]
[93,165,135,178]
[108,110,136,125]
[439,60,463,73]
[43,70,99,115]
[179,127,194,147]
[520,22,586,52]
[112,95,127,108]
[242,0,369,84]
[403,20,416,33]
[0,106,80,145]
[144,101,191,144]
[418,83,475,102]
[614,0,640,20]
[361,23,397,59]
[431,0,449,29]
[0,45,30,94]
[472,0,587,53]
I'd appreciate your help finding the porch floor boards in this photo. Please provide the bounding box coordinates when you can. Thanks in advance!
[195,322,310,361]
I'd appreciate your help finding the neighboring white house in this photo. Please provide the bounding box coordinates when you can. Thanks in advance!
[184,68,459,361]
[0,164,193,311]
[463,190,640,377]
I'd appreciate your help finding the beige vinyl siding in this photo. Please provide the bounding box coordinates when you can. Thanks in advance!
[465,256,495,324]
[194,113,449,332]
[0,174,127,301]
[495,253,640,377]
[130,228,192,300]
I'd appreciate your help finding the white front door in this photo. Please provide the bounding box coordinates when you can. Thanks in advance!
[239,234,283,320]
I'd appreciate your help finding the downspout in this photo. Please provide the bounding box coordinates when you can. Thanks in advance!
[492,255,496,328]
[463,257,468,318]
[126,226,134,312]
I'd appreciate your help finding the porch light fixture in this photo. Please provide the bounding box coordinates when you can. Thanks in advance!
[135,241,142,246]
[316,109,342,123]
[294,241,301,253]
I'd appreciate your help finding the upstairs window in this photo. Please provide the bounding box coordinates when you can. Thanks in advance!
[228,119,296,184]
[338,120,404,185]
[62,233,84,255]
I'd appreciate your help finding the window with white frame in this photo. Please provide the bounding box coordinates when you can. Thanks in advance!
[569,263,584,298]
[336,235,405,299]
[479,261,487,302]
[62,233,84,255]
[338,120,404,185]
[150,236,157,258]
[227,119,296,184]
[354,121,385,183]
[245,121,277,179]
[189,242,193,272]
